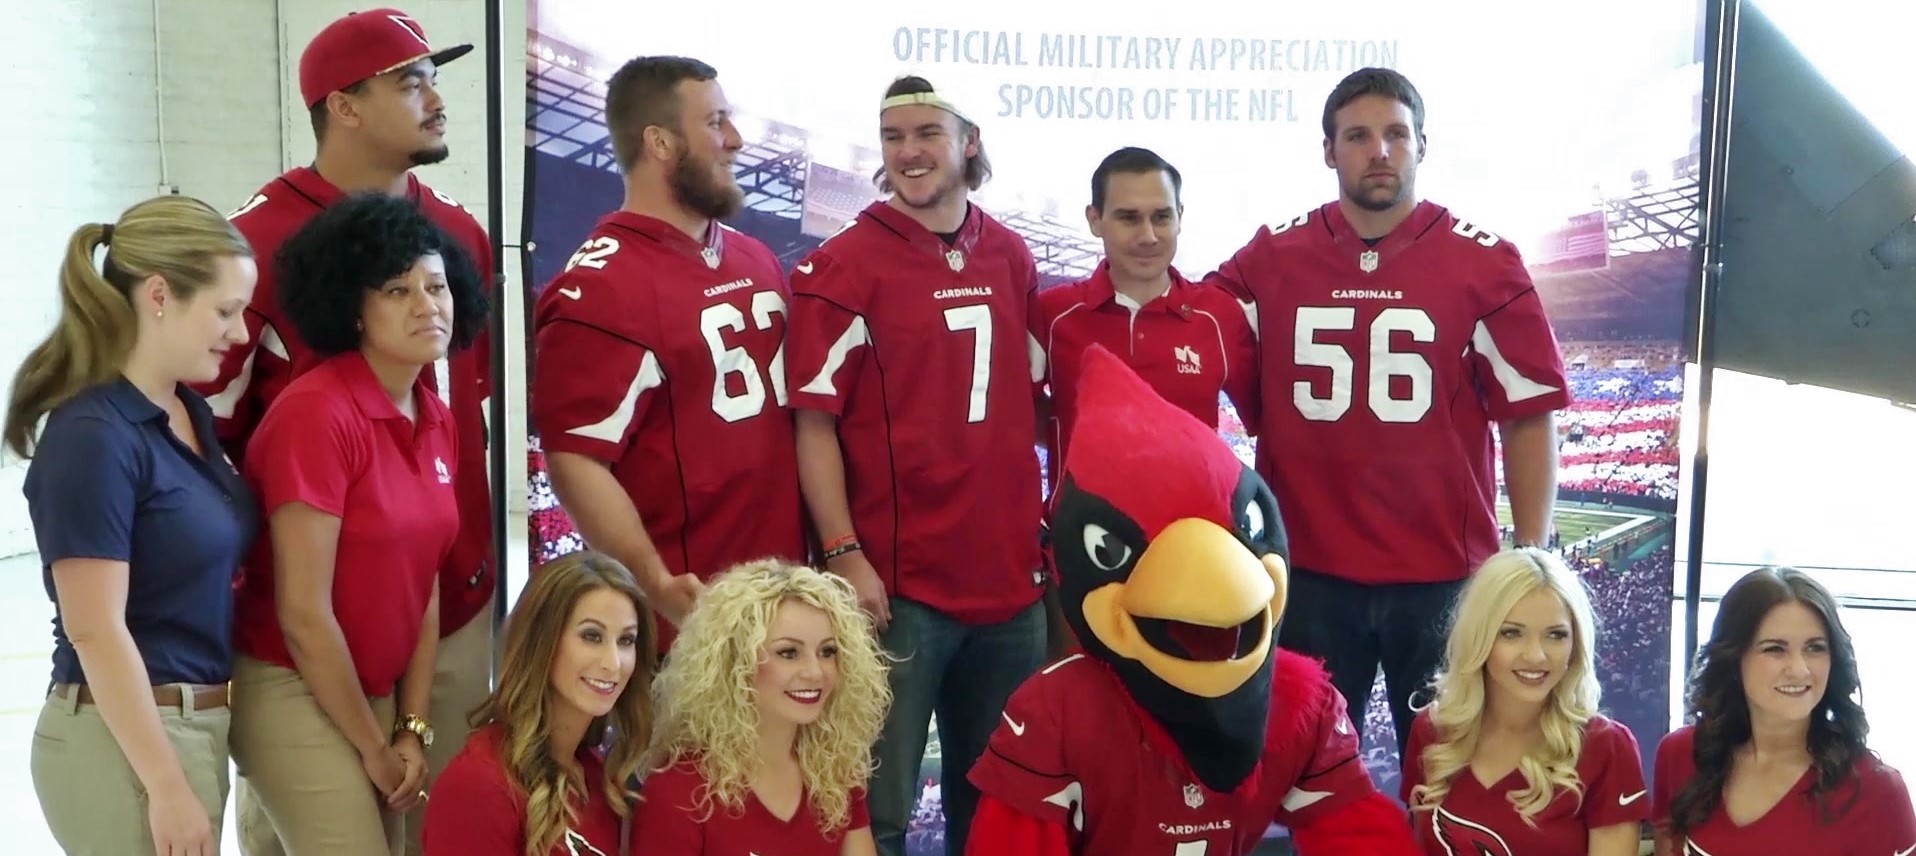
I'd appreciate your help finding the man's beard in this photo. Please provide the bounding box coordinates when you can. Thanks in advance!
[671,153,744,220]
[1344,173,1408,213]
[409,144,451,167]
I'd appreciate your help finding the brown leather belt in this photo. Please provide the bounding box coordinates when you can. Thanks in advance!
[52,682,229,710]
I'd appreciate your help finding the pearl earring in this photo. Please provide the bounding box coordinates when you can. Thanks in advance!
[156,310,164,319]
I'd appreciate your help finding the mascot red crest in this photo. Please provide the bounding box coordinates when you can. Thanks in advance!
[965,345,1420,856]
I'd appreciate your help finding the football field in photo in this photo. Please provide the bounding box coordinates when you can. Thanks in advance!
[1497,503,1658,546]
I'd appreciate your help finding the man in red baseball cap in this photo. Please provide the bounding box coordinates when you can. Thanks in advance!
[195,8,496,856]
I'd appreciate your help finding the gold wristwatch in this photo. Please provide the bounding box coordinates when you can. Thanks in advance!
[394,714,434,748]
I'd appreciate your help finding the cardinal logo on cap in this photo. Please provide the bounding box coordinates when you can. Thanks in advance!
[387,14,430,47]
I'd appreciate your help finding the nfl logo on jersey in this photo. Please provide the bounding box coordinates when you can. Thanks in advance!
[1358,249,1380,273]
[1183,783,1205,809]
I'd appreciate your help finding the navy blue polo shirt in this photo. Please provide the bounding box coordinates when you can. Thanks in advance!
[24,378,258,686]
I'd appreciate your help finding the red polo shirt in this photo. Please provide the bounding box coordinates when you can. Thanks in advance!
[1033,262,1259,493]
[198,165,496,636]
[234,352,459,697]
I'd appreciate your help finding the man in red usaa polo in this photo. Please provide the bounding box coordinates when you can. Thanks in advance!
[784,77,1050,856]
[531,55,805,652]
[1032,145,1259,494]
[1206,67,1570,759]
[191,9,496,855]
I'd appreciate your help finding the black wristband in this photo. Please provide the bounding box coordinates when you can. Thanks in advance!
[824,541,863,561]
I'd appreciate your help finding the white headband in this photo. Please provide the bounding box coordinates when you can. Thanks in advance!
[880,90,973,125]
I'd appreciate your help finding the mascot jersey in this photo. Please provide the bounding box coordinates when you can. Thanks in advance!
[966,345,1420,856]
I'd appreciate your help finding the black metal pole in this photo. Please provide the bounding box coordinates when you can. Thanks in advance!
[1683,0,1742,696]
[485,0,510,641]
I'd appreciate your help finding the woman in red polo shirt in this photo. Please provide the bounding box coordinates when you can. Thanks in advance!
[634,559,890,855]
[421,550,657,855]
[1401,547,1647,856]
[227,192,489,855]
[1652,567,1914,856]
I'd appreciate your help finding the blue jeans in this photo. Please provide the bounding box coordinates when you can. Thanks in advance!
[1276,568,1465,759]
[870,597,1047,856]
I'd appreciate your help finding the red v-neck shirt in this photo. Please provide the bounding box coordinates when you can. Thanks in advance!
[1402,710,1647,856]
[1652,724,1916,856]
[633,758,869,855]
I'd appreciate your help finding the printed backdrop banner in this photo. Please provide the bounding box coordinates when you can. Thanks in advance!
[524,0,1703,848]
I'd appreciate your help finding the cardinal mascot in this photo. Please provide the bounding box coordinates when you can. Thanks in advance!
[965,346,1420,856]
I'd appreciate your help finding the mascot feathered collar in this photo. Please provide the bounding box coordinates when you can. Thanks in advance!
[1049,345,1291,795]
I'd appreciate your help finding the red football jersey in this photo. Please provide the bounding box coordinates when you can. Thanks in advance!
[633,758,870,855]
[1033,262,1259,495]
[785,201,1046,624]
[967,652,1375,855]
[197,166,497,634]
[1401,710,1646,856]
[531,212,806,646]
[1652,724,1916,856]
[421,724,623,856]
[1205,201,1571,585]
[233,353,458,697]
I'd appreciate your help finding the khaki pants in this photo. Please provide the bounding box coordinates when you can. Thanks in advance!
[405,599,494,856]
[229,656,402,856]
[234,602,495,856]
[30,684,231,855]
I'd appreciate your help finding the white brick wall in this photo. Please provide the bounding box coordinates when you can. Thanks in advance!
[0,0,530,557]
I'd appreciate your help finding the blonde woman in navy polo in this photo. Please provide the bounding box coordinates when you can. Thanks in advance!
[6,196,259,855]
[225,192,489,855]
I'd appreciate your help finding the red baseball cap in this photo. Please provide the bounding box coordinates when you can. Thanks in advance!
[299,8,473,108]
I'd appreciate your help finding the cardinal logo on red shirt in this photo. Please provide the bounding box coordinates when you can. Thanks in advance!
[561,829,609,856]
[1431,807,1513,856]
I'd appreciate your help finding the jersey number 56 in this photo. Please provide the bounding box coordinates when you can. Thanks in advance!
[1293,306,1435,423]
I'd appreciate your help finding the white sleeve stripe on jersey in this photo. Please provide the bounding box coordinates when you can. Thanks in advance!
[1279,787,1332,812]
[565,350,663,444]
[1236,299,1259,340]
[432,357,452,408]
[1189,309,1232,385]
[1470,319,1560,404]
[202,321,285,419]
[203,347,257,419]
[1027,331,1046,383]
[261,323,288,360]
[797,316,870,396]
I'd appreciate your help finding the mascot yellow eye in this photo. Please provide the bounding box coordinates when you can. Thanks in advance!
[1082,524,1133,571]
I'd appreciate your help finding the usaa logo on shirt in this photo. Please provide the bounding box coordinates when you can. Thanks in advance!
[434,457,451,485]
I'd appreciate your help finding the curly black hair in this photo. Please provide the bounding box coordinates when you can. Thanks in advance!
[274,191,489,356]
[1669,567,1871,840]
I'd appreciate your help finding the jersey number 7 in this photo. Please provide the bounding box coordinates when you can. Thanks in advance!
[943,304,993,423]
[1293,306,1436,423]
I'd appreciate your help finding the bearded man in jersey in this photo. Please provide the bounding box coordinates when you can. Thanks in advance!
[965,347,1419,856]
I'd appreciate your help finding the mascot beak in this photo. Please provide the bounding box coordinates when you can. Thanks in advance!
[1082,517,1290,699]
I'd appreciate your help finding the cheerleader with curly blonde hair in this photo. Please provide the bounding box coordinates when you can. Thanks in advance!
[635,559,891,855]
[1400,546,1647,856]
